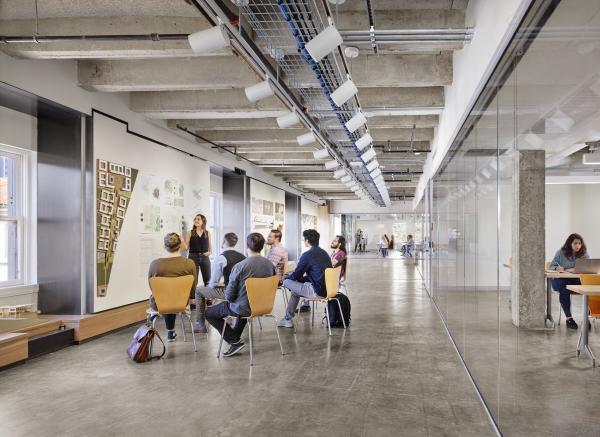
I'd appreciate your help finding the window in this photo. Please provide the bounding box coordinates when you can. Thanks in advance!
[0,150,23,285]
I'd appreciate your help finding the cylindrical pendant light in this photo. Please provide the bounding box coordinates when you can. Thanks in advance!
[277,111,300,128]
[313,149,330,160]
[244,80,273,102]
[366,160,379,172]
[297,131,316,146]
[188,25,229,54]
[345,111,367,133]
[370,168,382,179]
[355,133,373,151]
[340,175,351,183]
[330,79,358,107]
[361,148,376,163]
[351,186,361,192]
[304,25,343,63]
[324,160,339,170]
[333,169,346,179]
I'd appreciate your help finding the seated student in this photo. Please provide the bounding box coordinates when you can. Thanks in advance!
[330,235,347,281]
[193,232,245,334]
[205,233,276,357]
[266,229,288,284]
[277,229,333,328]
[401,234,414,256]
[148,233,198,342]
[550,233,590,330]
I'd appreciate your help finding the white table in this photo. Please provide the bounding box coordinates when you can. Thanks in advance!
[566,284,600,367]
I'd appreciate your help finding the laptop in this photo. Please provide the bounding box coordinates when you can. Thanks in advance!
[573,259,600,274]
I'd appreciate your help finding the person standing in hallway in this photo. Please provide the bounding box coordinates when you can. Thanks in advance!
[277,229,332,328]
[266,229,288,284]
[330,235,347,281]
[354,228,363,253]
[378,235,389,258]
[148,233,198,342]
[182,214,212,286]
[389,235,395,251]
[193,232,245,334]
[550,233,590,330]
[205,233,276,357]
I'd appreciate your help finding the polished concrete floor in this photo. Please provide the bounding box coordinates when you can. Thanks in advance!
[0,258,495,436]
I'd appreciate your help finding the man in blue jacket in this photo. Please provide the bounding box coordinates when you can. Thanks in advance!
[278,229,332,328]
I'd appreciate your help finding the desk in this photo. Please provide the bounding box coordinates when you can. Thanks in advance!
[566,284,600,367]
[544,271,580,328]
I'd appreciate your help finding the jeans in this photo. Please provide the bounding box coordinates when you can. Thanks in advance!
[551,277,581,318]
[195,286,225,325]
[283,279,319,320]
[189,253,211,287]
[205,301,246,344]
[149,295,176,331]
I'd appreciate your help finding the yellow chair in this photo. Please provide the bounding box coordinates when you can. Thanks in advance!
[149,275,197,352]
[216,275,283,366]
[294,267,346,336]
[279,261,298,306]
[580,275,600,329]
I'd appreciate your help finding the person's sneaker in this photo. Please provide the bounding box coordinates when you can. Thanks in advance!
[167,330,177,342]
[566,318,578,330]
[222,342,245,357]
[193,323,207,334]
[277,318,294,328]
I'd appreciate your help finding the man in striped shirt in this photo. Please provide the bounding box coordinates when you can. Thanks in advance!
[266,229,288,284]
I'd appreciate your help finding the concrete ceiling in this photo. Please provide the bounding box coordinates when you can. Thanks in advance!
[0,0,471,202]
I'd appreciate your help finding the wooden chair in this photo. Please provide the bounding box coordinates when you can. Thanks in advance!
[149,275,197,352]
[216,275,283,366]
[294,267,346,336]
[580,275,600,330]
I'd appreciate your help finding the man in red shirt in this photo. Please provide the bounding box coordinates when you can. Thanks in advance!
[330,235,347,281]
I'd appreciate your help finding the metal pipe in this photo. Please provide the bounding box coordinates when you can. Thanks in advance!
[0,33,189,43]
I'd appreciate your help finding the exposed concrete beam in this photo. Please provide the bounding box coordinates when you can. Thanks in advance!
[374,141,430,150]
[351,53,452,87]
[367,115,438,128]
[337,9,465,30]
[337,0,468,11]
[239,152,315,160]
[168,118,282,131]
[371,128,434,141]
[192,129,306,144]
[250,159,320,165]
[226,145,316,153]
[78,57,260,92]
[359,87,444,111]
[130,90,287,119]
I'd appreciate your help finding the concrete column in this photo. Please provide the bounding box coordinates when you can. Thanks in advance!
[511,150,546,328]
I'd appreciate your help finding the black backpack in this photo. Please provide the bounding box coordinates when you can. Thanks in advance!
[324,293,351,328]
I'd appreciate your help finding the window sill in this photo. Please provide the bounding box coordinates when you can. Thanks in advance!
[0,283,39,298]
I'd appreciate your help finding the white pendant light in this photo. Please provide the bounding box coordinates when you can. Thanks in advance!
[361,148,376,163]
[366,160,379,172]
[340,175,352,183]
[330,79,358,107]
[351,186,361,192]
[345,111,367,133]
[304,25,343,63]
[277,111,300,128]
[244,80,273,102]
[333,168,346,179]
[355,133,373,151]
[313,149,330,160]
[370,168,382,178]
[188,25,229,54]
[297,131,316,146]
[324,160,339,170]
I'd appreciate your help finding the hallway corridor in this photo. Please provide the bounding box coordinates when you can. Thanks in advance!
[0,258,493,436]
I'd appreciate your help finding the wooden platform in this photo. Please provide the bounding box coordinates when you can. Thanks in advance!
[46,301,148,342]
[0,333,28,368]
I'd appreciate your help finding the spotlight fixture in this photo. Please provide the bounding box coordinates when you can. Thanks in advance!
[344,46,360,59]
[330,79,358,107]
[351,186,361,192]
[277,111,300,128]
[355,133,373,151]
[188,25,229,54]
[244,80,273,103]
[340,175,352,183]
[313,149,330,160]
[333,169,347,179]
[361,148,376,163]
[370,168,382,178]
[305,25,343,63]
[345,111,367,133]
[297,131,316,146]
[324,160,340,170]
[366,160,379,172]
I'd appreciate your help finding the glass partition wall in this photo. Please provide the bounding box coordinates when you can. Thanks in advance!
[424,0,600,433]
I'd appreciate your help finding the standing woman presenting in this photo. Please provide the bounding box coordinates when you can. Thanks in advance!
[182,214,212,286]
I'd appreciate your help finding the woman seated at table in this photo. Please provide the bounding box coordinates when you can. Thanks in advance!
[550,233,589,330]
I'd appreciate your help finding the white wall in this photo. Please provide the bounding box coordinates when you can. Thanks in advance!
[210,173,223,194]
[546,184,600,261]
[317,205,331,250]
[93,113,210,312]
[250,179,286,248]
[0,106,37,151]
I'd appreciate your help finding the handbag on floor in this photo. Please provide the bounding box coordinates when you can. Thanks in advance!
[127,324,166,363]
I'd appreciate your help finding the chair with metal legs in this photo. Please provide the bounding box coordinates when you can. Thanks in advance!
[294,267,346,336]
[338,259,349,297]
[149,275,197,353]
[217,275,283,366]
